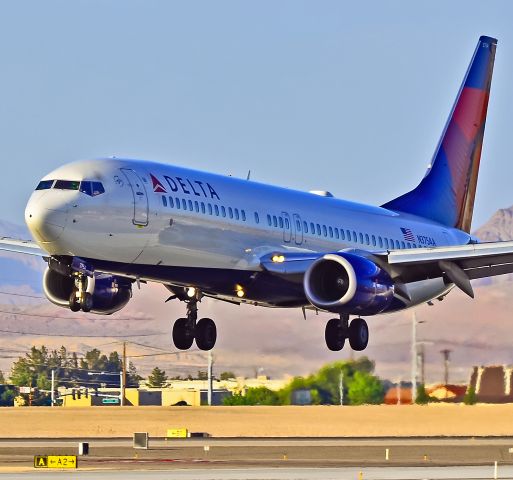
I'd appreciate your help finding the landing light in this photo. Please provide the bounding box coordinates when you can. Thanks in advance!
[186,287,196,298]
[235,285,245,298]
[272,255,285,263]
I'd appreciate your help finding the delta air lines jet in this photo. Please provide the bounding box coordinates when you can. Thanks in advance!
[1,36,509,352]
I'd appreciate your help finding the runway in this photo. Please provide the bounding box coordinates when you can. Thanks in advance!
[2,465,513,479]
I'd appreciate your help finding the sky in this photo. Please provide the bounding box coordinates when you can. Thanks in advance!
[0,0,512,229]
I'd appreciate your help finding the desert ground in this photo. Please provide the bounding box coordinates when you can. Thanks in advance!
[0,404,512,438]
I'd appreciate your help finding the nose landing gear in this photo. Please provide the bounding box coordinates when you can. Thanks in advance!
[325,315,369,351]
[171,289,217,351]
[69,274,93,313]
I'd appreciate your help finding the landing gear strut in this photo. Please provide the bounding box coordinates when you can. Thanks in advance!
[69,274,93,313]
[325,315,368,351]
[172,289,217,351]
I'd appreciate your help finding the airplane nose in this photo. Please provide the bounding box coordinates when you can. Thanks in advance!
[25,193,69,243]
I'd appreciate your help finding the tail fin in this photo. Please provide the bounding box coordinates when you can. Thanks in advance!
[382,36,497,233]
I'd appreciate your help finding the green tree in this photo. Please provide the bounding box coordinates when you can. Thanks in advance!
[464,385,477,405]
[196,370,208,380]
[224,387,279,405]
[147,367,168,387]
[220,371,236,381]
[346,371,384,405]
[415,384,431,404]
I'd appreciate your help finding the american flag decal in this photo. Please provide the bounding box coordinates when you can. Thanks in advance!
[400,227,415,242]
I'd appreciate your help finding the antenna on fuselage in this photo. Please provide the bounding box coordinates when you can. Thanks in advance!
[246,170,251,180]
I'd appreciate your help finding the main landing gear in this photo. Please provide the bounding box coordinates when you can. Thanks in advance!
[69,273,93,313]
[325,315,369,351]
[172,290,217,351]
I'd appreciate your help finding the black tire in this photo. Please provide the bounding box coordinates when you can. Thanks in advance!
[325,318,346,351]
[81,292,93,313]
[348,317,369,351]
[195,318,217,351]
[69,291,81,312]
[173,318,195,350]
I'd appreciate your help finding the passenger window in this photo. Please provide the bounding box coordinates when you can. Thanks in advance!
[273,216,278,227]
[322,225,327,237]
[303,221,308,234]
[328,226,333,238]
[395,240,400,249]
[359,233,364,244]
[208,204,212,215]
[285,217,290,229]
[267,215,272,226]
[182,199,187,210]
[372,235,376,246]
[201,202,205,213]
[334,228,339,239]
[176,198,181,210]
[214,205,219,216]
[188,200,193,211]
[228,207,233,219]
[378,237,383,248]
[36,180,54,190]
[353,231,357,243]
[340,229,345,240]
[384,238,389,249]
[407,242,411,248]
[255,212,260,224]
[221,206,226,217]
[365,233,370,245]
[310,222,315,234]
[241,210,246,221]
[401,241,406,249]
[316,224,321,236]
[234,208,239,220]
[195,201,200,213]
[279,217,284,228]
[296,220,301,231]
[169,197,174,208]
[390,238,394,248]
[162,196,167,207]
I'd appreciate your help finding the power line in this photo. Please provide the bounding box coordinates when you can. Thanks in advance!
[0,291,43,299]
[0,328,161,338]
[0,308,149,322]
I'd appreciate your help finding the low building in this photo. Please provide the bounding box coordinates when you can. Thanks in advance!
[469,365,513,403]
[426,384,467,402]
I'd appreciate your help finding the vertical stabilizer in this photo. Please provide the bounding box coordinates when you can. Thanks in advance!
[383,36,497,232]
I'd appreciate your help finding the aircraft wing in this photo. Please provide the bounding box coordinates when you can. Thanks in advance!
[261,241,513,299]
[0,237,47,257]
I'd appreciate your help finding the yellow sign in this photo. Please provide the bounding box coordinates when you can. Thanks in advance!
[34,455,77,469]
[167,428,188,438]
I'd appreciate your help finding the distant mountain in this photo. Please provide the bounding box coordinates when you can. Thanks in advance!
[473,206,513,242]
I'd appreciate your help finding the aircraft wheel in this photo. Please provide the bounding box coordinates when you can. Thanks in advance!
[81,292,93,313]
[348,318,369,351]
[172,317,195,350]
[69,291,81,312]
[195,318,217,351]
[325,318,346,351]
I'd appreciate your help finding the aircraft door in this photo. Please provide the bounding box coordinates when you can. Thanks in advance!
[120,168,149,226]
[293,213,303,245]
[282,212,292,243]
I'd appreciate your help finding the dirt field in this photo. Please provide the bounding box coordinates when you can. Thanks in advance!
[0,404,512,438]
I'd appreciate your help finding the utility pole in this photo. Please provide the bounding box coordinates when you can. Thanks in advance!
[51,370,55,407]
[339,370,344,406]
[419,343,425,386]
[441,349,452,386]
[207,350,213,406]
[411,311,418,404]
[122,341,127,407]
[119,371,124,406]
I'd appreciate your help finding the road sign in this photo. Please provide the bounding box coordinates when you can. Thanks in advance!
[19,386,31,394]
[34,455,77,469]
[102,397,120,404]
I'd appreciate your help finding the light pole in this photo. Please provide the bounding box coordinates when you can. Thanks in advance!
[411,312,426,404]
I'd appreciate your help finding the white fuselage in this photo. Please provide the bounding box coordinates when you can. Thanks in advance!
[25,158,468,309]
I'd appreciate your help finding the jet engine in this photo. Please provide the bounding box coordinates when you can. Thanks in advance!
[303,252,394,315]
[43,267,132,315]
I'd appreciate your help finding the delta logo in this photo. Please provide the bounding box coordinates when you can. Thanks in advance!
[150,174,167,193]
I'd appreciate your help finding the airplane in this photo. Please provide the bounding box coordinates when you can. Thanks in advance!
[0,35,510,353]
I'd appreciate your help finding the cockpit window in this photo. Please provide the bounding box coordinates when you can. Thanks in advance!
[80,181,105,197]
[54,180,80,190]
[35,180,54,190]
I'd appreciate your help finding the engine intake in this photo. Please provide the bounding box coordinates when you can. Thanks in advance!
[304,252,394,315]
[43,267,132,315]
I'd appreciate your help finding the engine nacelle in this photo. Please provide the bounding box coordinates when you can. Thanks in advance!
[43,267,132,315]
[303,252,394,315]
